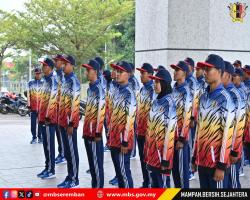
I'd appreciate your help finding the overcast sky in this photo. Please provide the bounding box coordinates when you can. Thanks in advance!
[0,0,26,12]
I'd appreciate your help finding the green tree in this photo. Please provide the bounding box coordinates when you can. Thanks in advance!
[11,55,39,82]
[16,0,133,62]
[0,10,19,89]
[113,8,135,63]
[102,0,135,66]
[14,0,134,83]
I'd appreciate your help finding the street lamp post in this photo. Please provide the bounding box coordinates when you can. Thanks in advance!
[29,48,32,81]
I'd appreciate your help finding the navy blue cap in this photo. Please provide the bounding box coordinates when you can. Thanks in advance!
[129,63,135,71]
[170,61,189,74]
[136,63,154,74]
[82,59,100,71]
[53,54,64,61]
[149,69,172,83]
[40,58,55,68]
[195,62,204,69]
[110,61,132,73]
[185,57,195,67]
[61,55,76,66]
[34,67,42,74]
[224,61,235,75]
[197,54,225,72]
[233,60,242,67]
[103,70,111,81]
[243,65,250,74]
[103,70,111,77]
[233,68,244,77]
[154,65,166,72]
[243,65,250,71]
[95,57,104,68]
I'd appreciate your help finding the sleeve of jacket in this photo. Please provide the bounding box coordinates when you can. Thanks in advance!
[105,90,111,129]
[69,78,80,127]
[191,121,199,165]
[130,77,140,100]
[231,94,245,157]
[179,88,192,143]
[244,93,250,143]
[192,81,199,122]
[27,81,31,107]
[218,95,235,171]
[192,96,202,164]
[45,77,58,120]
[135,78,140,92]
[135,78,140,101]
[95,85,106,137]
[135,88,142,126]
[162,101,177,168]
[122,90,136,147]
[57,76,62,103]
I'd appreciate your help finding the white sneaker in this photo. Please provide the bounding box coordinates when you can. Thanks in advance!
[189,174,196,181]
[239,172,245,177]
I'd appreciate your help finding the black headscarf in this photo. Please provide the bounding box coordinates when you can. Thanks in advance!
[157,80,172,99]
[103,70,112,84]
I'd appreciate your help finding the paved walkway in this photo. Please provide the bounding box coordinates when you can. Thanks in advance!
[0,114,249,188]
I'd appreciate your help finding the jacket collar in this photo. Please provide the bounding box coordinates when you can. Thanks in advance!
[44,72,53,81]
[64,72,74,80]
[143,80,153,88]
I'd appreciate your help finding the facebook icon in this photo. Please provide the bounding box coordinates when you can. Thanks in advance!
[2,191,10,199]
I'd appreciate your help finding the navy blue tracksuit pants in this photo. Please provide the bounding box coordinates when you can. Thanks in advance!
[41,124,56,173]
[198,166,229,189]
[60,127,79,182]
[56,125,64,157]
[172,142,189,188]
[131,120,137,157]
[104,118,108,141]
[245,144,250,164]
[110,148,133,188]
[148,170,170,188]
[137,136,150,187]
[31,111,42,140]
[84,138,104,188]
[228,161,241,188]
[188,124,196,176]
[189,123,196,148]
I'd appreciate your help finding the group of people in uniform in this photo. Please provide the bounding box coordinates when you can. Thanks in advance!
[26,53,250,189]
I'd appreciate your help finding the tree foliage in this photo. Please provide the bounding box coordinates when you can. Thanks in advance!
[0,10,20,88]
[0,0,135,84]
[16,0,134,64]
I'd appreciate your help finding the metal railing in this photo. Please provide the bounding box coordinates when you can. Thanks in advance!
[1,80,88,99]
[0,81,27,95]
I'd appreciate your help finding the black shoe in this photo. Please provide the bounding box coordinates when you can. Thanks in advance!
[40,171,56,179]
[55,155,66,164]
[37,169,47,178]
[109,176,118,185]
[30,138,37,144]
[103,146,110,152]
[38,138,43,144]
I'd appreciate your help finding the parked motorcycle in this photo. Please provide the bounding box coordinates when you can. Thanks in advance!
[0,95,29,116]
[17,98,30,116]
[0,96,17,114]
[79,100,86,120]
[0,90,86,117]
[0,97,8,114]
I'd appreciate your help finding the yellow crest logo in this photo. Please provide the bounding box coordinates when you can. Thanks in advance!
[228,2,248,23]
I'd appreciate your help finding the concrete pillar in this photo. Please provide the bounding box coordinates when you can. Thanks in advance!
[135,0,250,74]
